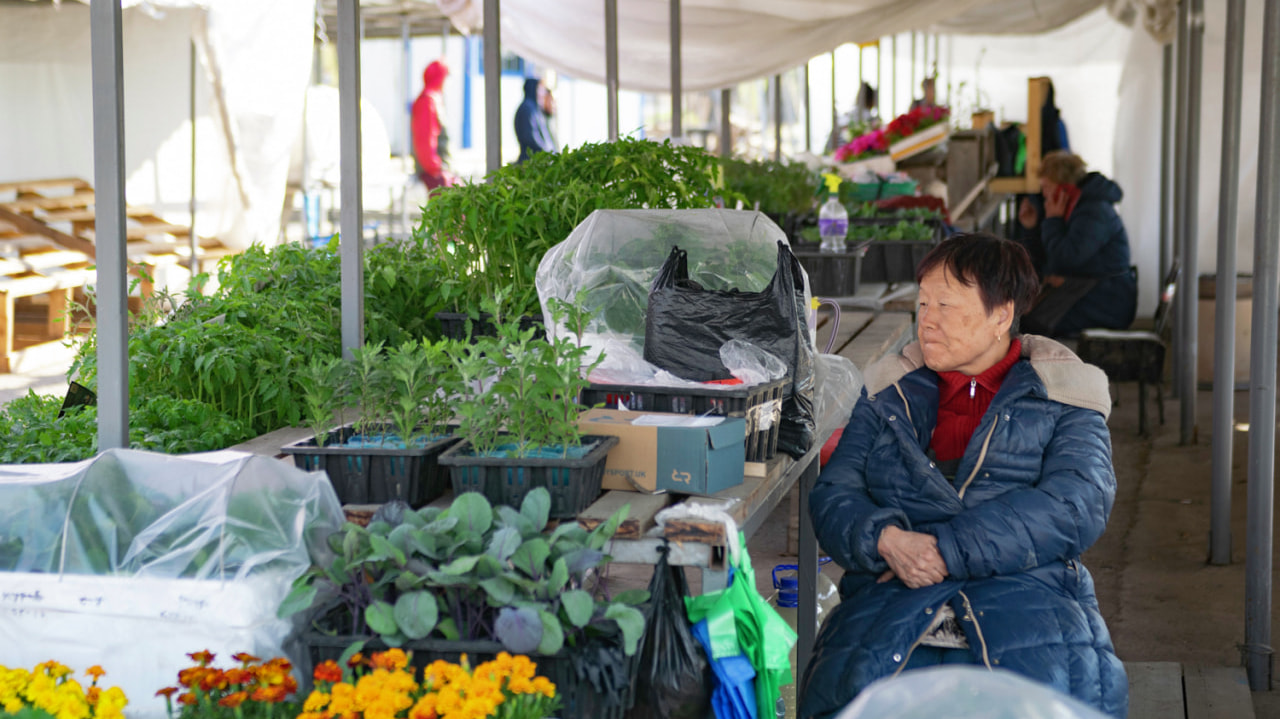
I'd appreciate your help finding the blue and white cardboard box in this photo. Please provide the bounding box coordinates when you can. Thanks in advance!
[577,409,746,496]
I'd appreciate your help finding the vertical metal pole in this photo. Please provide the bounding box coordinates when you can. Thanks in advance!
[830,50,837,146]
[720,88,732,157]
[804,63,811,152]
[796,456,819,686]
[1179,0,1205,445]
[1211,0,1246,566]
[91,0,128,451]
[876,41,883,119]
[189,39,198,275]
[933,33,940,80]
[338,0,364,360]
[946,35,953,107]
[856,44,862,91]
[670,0,682,138]
[910,32,917,104]
[1246,0,1280,692]
[773,73,782,161]
[605,0,619,141]
[1172,2,1188,400]
[891,35,898,117]
[484,0,501,173]
[402,17,412,163]
[1160,43,1174,286]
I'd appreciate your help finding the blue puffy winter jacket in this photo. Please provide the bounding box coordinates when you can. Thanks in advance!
[799,336,1128,719]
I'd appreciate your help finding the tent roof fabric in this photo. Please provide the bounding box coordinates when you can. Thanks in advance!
[438,0,1114,92]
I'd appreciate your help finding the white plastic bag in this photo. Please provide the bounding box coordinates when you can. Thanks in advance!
[835,667,1111,719]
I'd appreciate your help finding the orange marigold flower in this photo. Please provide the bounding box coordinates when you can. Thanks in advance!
[313,660,343,683]
[231,653,261,666]
[346,653,365,669]
[265,658,293,675]
[218,691,249,709]
[187,650,215,667]
[178,667,205,688]
[225,668,252,686]
[87,685,102,705]
[155,687,179,699]
[201,669,230,692]
[177,693,197,707]
[251,685,289,703]
[368,649,408,672]
[85,665,106,681]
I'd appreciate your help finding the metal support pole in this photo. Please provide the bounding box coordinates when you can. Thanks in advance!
[933,33,940,79]
[91,0,128,451]
[856,44,862,89]
[804,63,811,152]
[1246,0,1280,693]
[830,50,837,147]
[670,0,682,138]
[946,35,952,107]
[720,88,731,157]
[796,455,819,685]
[484,0,501,173]
[402,17,412,163]
[1160,43,1174,285]
[337,0,364,360]
[189,39,198,275]
[1211,0,1246,567]
[910,32,917,102]
[1171,1,1188,400]
[876,41,883,119]
[773,73,782,161]
[1178,0,1205,445]
[605,0,619,141]
[891,35,898,117]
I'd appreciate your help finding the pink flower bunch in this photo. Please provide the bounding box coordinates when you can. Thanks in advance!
[834,106,950,162]
[833,129,889,162]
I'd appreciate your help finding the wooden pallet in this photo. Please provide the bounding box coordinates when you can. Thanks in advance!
[0,178,237,373]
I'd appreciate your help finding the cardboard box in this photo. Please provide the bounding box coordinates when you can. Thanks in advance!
[577,409,746,496]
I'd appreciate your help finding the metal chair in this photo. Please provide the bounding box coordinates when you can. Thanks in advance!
[1074,263,1179,436]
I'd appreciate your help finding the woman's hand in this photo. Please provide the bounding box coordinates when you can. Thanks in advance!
[877,525,948,589]
[1018,197,1038,229]
[1044,187,1069,218]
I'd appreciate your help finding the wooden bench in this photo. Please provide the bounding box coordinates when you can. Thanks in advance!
[1127,661,1255,719]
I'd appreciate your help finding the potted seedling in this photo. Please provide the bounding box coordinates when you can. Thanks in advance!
[282,339,459,507]
[278,487,647,719]
[437,297,617,518]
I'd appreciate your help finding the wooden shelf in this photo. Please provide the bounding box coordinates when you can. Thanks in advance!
[989,176,1041,195]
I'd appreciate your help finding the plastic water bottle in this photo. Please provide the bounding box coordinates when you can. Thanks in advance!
[770,558,841,719]
[818,174,848,253]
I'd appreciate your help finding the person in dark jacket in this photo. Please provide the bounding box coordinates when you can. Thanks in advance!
[514,77,556,163]
[800,234,1128,719]
[1017,151,1137,337]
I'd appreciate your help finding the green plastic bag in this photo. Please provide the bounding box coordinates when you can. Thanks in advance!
[685,531,798,717]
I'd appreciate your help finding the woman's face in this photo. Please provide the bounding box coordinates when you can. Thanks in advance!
[1040,176,1061,198]
[917,265,1015,375]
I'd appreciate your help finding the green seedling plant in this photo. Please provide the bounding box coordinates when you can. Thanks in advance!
[299,355,348,447]
[384,339,446,449]
[349,341,388,441]
[278,487,647,657]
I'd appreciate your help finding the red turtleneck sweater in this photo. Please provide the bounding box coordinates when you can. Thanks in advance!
[930,338,1022,462]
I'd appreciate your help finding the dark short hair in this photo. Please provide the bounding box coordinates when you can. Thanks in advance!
[915,233,1040,331]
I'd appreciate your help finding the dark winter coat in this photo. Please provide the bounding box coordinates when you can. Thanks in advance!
[515,78,555,164]
[1040,172,1138,335]
[799,336,1128,719]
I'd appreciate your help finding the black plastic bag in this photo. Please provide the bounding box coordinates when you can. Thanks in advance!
[643,241,816,457]
[627,543,712,719]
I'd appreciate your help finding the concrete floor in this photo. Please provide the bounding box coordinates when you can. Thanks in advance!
[8,352,1280,715]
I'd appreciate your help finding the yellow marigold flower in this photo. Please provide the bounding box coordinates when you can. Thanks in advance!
[84,667,105,682]
[410,693,438,719]
[329,682,356,715]
[369,650,409,672]
[95,687,128,719]
[303,691,332,712]
[532,676,556,698]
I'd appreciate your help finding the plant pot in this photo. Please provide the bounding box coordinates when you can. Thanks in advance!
[578,377,787,463]
[302,632,640,719]
[860,240,940,285]
[281,425,456,507]
[438,435,619,517]
[436,311,546,342]
[792,248,864,299]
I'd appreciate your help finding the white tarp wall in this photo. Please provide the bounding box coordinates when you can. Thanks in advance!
[0,0,313,252]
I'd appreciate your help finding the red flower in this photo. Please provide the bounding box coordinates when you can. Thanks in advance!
[155,688,179,700]
[314,660,344,684]
[232,653,261,666]
[187,651,215,667]
[218,691,249,709]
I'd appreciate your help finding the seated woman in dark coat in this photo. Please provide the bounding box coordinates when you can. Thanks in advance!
[799,234,1128,719]
[1017,151,1138,337]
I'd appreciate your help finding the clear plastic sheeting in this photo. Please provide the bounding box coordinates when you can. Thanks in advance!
[0,449,343,719]
[0,448,342,579]
[813,354,863,443]
[834,666,1111,719]
[537,208,813,367]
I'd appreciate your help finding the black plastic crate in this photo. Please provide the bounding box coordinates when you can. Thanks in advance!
[436,311,546,342]
[303,634,639,719]
[281,425,455,507]
[793,249,863,297]
[437,435,619,518]
[860,240,940,284]
[578,376,787,462]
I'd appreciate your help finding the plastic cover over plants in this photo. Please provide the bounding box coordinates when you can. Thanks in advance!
[0,448,343,578]
[833,666,1110,719]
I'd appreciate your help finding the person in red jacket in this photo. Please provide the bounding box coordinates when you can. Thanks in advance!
[411,60,453,191]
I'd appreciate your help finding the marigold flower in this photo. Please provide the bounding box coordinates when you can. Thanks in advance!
[346,653,365,669]
[155,687,179,699]
[177,693,197,707]
[187,651,215,667]
[314,661,344,684]
[84,667,105,682]
[303,691,332,712]
[224,668,252,686]
[368,650,409,672]
[217,690,249,709]
[231,653,261,666]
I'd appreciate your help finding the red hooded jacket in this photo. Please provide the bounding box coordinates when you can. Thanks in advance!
[411,61,447,177]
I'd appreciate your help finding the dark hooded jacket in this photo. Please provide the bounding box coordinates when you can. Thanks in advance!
[515,78,555,163]
[1040,172,1137,335]
[800,336,1128,719]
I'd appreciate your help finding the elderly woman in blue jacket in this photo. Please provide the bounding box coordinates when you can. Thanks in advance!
[800,233,1128,719]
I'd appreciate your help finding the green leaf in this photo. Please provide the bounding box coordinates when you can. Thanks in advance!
[510,538,551,577]
[436,617,460,640]
[548,557,569,594]
[368,533,407,565]
[612,588,651,606]
[338,640,366,669]
[496,505,537,538]
[440,555,483,575]
[495,606,543,654]
[604,603,646,656]
[520,487,551,530]
[587,505,630,550]
[487,526,522,562]
[365,600,398,636]
[393,590,439,640]
[479,576,516,605]
[560,589,594,628]
[448,492,494,536]
[537,609,565,655]
[277,583,317,618]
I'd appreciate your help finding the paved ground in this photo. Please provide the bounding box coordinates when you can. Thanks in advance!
[6,353,1280,714]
